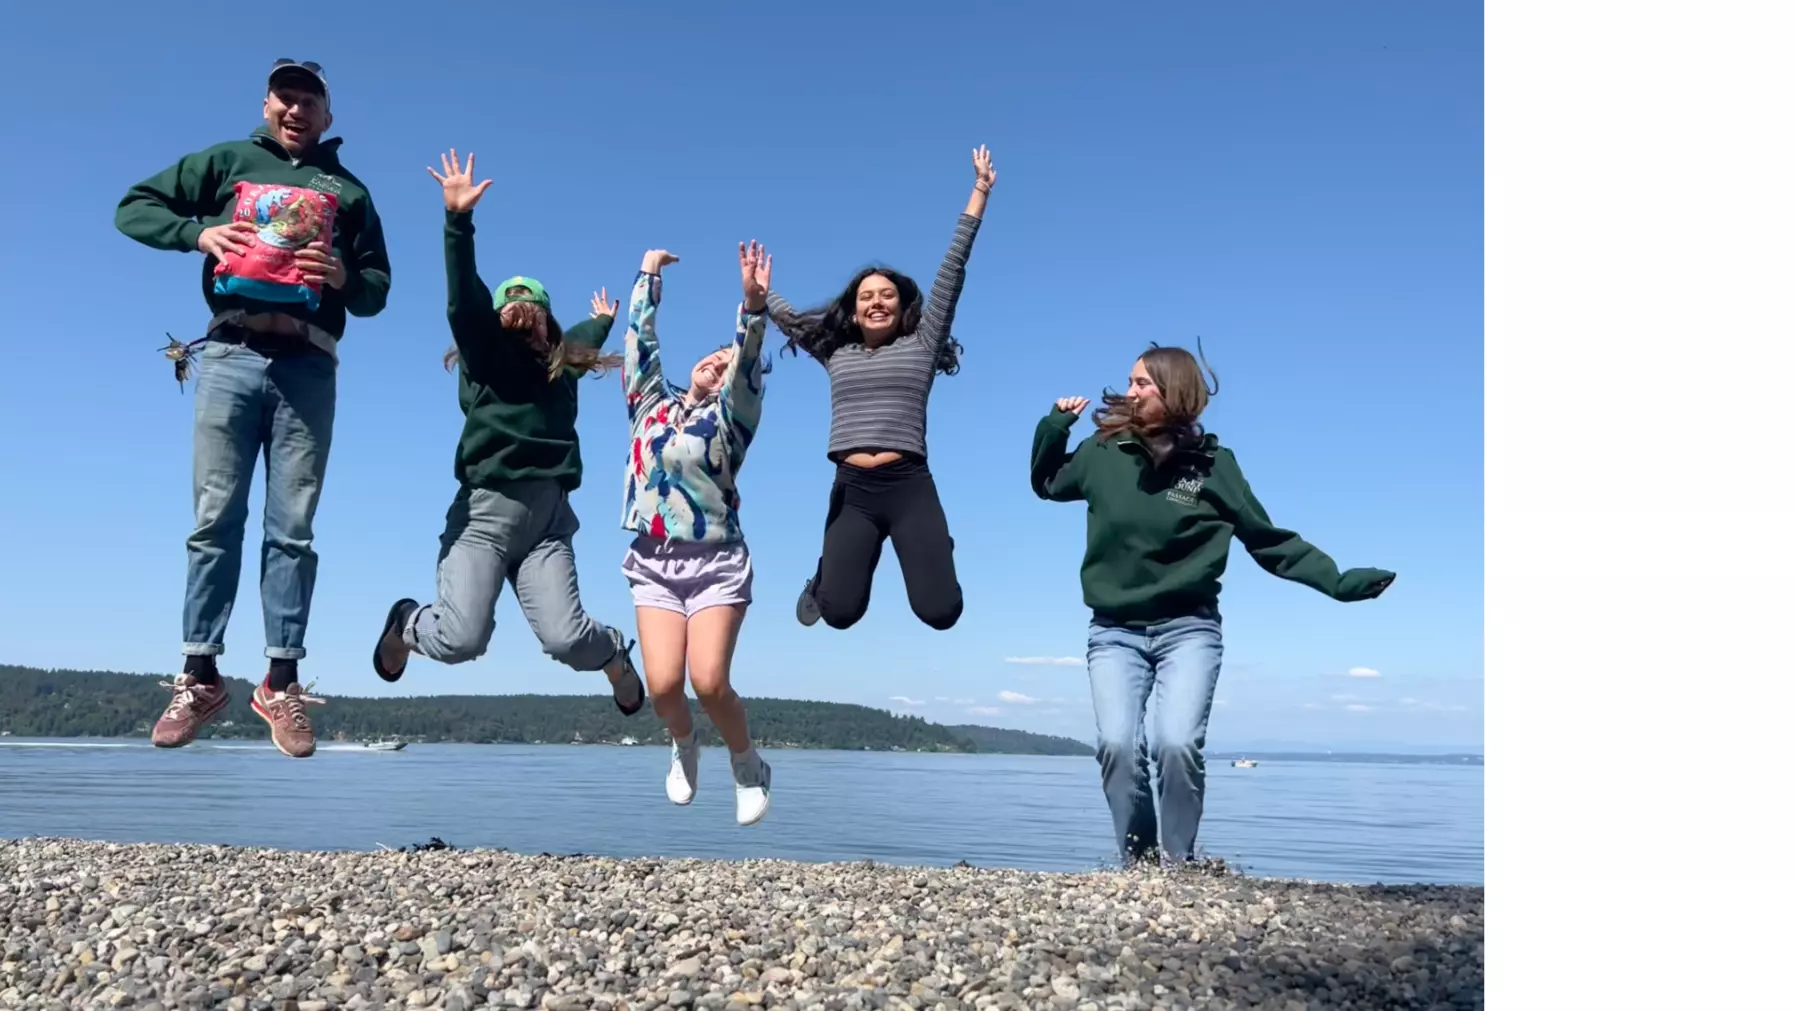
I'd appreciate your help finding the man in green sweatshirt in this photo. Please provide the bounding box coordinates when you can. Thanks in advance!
[114,59,393,759]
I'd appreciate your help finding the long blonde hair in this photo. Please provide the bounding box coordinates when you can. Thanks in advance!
[441,310,622,380]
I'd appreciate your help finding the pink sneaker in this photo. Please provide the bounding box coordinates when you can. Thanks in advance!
[151,674,231,749]
[251,678,326,758]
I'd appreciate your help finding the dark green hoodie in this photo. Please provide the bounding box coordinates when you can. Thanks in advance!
[1030,408,1394,625]
[114,127,391,339]
[445,210,614,492]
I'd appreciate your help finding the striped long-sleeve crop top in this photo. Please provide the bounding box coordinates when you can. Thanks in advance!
[767,212,980,460]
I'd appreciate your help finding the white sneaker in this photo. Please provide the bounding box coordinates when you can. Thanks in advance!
[666,737,699,805]
[731,752,772,826]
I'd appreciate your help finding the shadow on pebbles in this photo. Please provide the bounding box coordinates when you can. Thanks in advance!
[1,838,1482,1010]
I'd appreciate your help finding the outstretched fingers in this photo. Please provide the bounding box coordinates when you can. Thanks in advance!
[429,149,466,184]
[971,145,997,189]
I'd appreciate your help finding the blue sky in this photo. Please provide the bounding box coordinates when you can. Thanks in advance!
[0,2,1482,749]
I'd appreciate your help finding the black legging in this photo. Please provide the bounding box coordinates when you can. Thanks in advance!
[810,457,963,631]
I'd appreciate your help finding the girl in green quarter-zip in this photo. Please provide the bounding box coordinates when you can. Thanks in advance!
[369,151,644,715]
[1029,345,1396,867]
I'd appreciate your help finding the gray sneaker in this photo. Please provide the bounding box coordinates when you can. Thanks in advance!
[602,627,644,715]
[795,579,821,627]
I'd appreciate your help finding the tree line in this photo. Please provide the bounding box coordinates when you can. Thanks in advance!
[0,665,1093,756]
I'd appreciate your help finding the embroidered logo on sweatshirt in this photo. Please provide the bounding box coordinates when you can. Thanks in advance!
[1168,473,1207,508]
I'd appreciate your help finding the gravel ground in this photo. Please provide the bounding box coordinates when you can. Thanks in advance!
[2,838,1481,1011]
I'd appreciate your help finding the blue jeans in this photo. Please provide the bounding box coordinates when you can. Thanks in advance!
[1086,612,1224,864]
[183,340,336,660]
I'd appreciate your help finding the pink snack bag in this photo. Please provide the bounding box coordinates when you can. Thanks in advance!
[211,181,340,311]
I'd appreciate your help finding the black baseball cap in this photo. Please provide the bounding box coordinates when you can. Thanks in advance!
[268,59,329,99]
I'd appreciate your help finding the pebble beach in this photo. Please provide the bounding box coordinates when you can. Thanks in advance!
[2,838,1482,1011]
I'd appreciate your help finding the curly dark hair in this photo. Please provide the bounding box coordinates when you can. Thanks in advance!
[770,265,963,376]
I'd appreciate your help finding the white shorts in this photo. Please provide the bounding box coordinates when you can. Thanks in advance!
[621,535,754,617]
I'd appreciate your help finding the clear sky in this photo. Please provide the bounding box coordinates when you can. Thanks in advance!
[0,1,1482,750]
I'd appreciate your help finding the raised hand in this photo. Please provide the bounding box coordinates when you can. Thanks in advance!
[426,149,492,213]
[590,287,619,319]
[1055,396,1089,417]
[738,240,770,311]
[972,145,997,192]
[640,249,679,274]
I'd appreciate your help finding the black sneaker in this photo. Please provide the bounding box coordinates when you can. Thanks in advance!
[795,579,821,627]
[602,627,646,715]
[373,598,419,683]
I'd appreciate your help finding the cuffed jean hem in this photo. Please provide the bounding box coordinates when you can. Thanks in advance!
[180,644,308,659]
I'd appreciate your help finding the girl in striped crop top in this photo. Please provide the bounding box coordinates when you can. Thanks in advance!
[765,145,998,635]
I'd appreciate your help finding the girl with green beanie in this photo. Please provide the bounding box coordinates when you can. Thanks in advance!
[371,150,643,715]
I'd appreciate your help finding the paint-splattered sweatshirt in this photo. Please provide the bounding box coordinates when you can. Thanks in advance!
[621,269,768,544]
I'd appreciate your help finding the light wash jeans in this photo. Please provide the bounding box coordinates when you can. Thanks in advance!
[405,480,620,670]
[1086,611,1224,864]
[183,340,336,660]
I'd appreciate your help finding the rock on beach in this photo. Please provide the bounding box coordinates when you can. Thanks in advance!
[1,837,1482,1010]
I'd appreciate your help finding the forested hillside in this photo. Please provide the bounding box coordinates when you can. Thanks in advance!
[0,666,1093,756]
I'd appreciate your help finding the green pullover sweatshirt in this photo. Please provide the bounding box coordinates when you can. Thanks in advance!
[446,210,614,492]
[1030,408,1394,625]
[114,127,392,338]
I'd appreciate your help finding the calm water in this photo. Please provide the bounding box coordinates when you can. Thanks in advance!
[0,740,1482,885]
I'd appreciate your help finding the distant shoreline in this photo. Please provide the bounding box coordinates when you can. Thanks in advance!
[0,736,1484,765]
[1,665,1483,760]
[0,665,1094,756]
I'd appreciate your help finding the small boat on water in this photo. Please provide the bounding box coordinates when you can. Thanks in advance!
[617,736,640,747]
[365,740,407,752]
[1231,758,1258,768]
